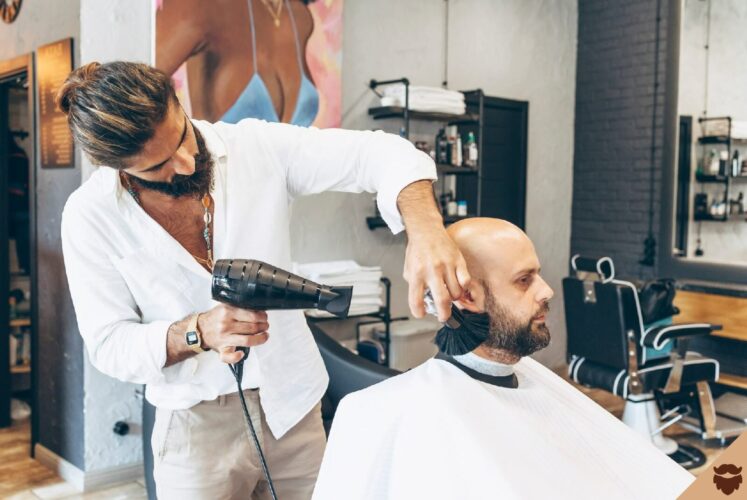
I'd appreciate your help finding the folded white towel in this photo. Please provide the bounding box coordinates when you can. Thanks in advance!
[383,84,465,102]
[294,260,384,317]
[379,84,466,115]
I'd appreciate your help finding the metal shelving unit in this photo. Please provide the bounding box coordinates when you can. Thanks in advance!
[367,78,487,230]
[306,277,406,367]
[694,117,747,223]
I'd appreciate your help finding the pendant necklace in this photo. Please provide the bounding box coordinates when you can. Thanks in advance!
[121,172,214,272]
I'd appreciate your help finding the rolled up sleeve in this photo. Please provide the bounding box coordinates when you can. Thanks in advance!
[256,121,438,234]
[61,197,186,385]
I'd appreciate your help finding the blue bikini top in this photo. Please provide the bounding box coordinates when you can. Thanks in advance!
[221,0,320,127]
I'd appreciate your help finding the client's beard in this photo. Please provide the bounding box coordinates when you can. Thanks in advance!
[126,125,214,198]
[482,291,551,358]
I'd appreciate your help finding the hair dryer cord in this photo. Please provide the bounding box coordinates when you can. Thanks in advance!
[228,348,278,500]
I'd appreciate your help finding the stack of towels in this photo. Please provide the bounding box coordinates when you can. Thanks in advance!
[703,119,747,140]
[380,84,466,115]
[293,260,383,318]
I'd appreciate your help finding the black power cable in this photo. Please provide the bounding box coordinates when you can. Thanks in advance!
[229,349,278,500]
[639,0,663,269]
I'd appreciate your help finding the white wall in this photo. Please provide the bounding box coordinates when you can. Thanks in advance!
[79,0,155,472]
[679,0,747,264]
[290,0,577,369]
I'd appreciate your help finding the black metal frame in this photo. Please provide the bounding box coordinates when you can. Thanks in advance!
[659,0,747,283]
[306,277,407,367]
[0,53,35,437]
[675,115,692,255]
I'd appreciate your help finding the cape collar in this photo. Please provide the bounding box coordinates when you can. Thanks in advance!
[435,352,519,389]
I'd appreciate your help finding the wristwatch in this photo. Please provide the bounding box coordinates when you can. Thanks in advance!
[185,314,207,353]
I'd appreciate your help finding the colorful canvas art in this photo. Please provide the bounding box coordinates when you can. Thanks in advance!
[155,0,342,128]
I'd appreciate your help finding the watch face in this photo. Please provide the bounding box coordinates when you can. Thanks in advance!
[186,331,198,345]
[1,0,22,24]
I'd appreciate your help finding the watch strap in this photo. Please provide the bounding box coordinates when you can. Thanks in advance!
[185,313,206,353]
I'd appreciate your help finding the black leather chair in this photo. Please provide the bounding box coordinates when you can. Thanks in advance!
[142,323,399,499]
[308,322,400,432]
[142,396,157,500]
[563,255,721,469]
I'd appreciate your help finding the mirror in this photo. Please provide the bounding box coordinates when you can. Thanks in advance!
[672,0,747,266]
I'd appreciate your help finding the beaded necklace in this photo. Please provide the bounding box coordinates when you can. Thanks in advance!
[121,172,214,271]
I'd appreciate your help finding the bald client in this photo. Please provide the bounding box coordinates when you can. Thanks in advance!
[312,219,695,500]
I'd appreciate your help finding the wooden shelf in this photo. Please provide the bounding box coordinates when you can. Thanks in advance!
[718,373,747,391]
[368,106,478,124]
[674,290,747,343]
[10,317,30,327]
[11,363,30,374]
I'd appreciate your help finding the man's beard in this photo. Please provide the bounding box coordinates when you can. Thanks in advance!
[126,125,214,198]
[482,290,551,358]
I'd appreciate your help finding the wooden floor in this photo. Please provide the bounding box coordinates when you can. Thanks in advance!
[0,419,59,496]
[0,374,736,497]
[0,419,146,499]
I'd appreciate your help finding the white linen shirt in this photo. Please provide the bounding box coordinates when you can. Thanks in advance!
[61,119,436,439]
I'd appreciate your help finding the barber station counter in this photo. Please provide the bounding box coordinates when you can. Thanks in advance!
[674,280,747,389]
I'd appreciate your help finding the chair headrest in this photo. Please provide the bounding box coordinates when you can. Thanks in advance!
[570,254,615,283]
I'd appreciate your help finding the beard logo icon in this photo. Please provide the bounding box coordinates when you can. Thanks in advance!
[713,463,743,496]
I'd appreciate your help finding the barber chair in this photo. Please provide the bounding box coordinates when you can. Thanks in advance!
[309,322,400,432]
[563,255,722,469]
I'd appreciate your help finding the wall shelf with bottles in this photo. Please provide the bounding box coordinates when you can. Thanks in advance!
[366,78,483,230]
[693,116,747,223]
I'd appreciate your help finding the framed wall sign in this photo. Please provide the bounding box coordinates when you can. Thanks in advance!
[37,38,74,169]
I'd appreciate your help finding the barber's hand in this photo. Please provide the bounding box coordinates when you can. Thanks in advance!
[403,225,471,322]
[198,304,269,364]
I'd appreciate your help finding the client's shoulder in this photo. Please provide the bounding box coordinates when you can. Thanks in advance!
[338,359,442,413]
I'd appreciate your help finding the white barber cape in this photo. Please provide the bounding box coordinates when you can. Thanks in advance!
[313,357,695,500]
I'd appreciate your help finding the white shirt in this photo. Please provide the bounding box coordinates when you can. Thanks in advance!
[313,357,695,500]
[61,119,436,439]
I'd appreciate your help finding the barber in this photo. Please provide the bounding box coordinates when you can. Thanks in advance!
[58,61,470,500]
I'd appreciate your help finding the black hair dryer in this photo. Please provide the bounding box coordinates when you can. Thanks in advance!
[210,259,352,500]
[211,259,353,317]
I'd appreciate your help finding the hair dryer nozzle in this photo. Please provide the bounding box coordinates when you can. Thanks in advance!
[211,259,354,317]
[319,286,354,318]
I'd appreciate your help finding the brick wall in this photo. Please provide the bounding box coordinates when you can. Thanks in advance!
[572,0,669,280]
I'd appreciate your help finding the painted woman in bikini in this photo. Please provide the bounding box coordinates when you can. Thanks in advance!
[156,0,319,126]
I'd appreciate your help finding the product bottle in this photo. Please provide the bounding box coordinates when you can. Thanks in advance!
[732,150,741,177]
[436,129,449,164]
[457,200,468,216]
[464,132,478,168]
[719,150,729,177]
[446,191,458,216]
[455,134,463,167]
[706,149,718,175]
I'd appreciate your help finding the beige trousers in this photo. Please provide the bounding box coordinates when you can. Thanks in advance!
[152,389,326,500]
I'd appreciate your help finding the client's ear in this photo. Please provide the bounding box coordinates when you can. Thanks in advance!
[454,288,482,313]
